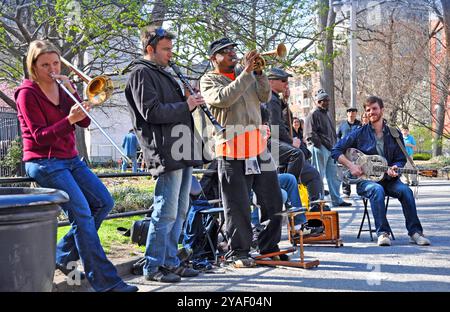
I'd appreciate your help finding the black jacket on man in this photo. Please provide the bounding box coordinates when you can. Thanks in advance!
[124,59,203,176]
[262,92,292,144]
[303,107,337,151]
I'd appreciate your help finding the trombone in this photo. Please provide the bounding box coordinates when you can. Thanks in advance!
[55,57,132,163]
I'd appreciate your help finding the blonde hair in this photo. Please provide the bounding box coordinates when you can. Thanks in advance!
[26,40,61,81]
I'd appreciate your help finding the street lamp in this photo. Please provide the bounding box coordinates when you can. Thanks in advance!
[333,0,357,109]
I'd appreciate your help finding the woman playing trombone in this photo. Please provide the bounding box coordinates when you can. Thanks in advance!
[14,39,138,292]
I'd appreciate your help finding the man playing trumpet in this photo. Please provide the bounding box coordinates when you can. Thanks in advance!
[200,38,283,267]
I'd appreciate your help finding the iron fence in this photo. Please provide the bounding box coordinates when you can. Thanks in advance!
[0,107,20,176]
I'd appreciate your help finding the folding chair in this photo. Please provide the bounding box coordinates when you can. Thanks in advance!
[358,196,395,241]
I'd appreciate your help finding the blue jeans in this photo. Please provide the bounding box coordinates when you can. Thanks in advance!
[143,166,193,275]
[356,179,423,236]
[25,156,122,292]
[121,156,137,173]
[311,145,344,206]
[251,173,306,226]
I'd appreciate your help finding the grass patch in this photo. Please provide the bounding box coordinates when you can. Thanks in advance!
[57,216,145,255]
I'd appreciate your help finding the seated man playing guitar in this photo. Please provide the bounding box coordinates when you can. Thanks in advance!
[331,96,431,247]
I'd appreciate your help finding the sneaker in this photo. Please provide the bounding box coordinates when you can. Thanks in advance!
[377,233,391,246]
[166,265,199,277]
[409,233,431,246]
[336,201,352,207]
[144,267,181,283]
[107,281,139,292]
[228,256,256,268]
[294,220,324,237]
[410,181,419,186]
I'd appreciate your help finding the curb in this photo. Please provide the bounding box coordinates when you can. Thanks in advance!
[52,256,142,292]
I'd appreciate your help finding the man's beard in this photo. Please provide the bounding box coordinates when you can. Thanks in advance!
[369,113,382,123]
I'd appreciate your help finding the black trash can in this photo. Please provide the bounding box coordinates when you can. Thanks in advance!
[0,187,69,292]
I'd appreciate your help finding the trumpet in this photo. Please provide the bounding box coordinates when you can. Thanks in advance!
[251,43,287,71]
[55,57,131,163]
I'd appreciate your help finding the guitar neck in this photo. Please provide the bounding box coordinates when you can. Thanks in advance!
[373,165,417,175]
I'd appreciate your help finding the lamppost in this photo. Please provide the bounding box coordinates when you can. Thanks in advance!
[333,0,357,109]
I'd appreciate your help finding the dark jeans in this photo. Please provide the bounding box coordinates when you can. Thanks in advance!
[356,178,423,236]
[342,181,351,195]
[272,139,324,203]
[218,152,282,257]
[300,162,324,202]
[277,139,304,179]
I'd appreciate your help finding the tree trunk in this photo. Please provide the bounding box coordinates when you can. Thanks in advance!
[318,0,337,127]
[75,126,90,164]
[151,0,168,26]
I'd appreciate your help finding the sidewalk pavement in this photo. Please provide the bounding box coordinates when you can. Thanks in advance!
[54,179,450,292]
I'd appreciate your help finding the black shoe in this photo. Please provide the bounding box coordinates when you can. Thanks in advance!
[166,265,199,277]
[293,220,324,239]
[226,256,256,268]
[309,204,331,212]
[337,201,352,207]
[343,192,351,197]
[56,263,86,280]
[145,267,181,283]
[271,254,290,261]
[107,281,139,292]
[192,258,213,271]
[324,190,330,196]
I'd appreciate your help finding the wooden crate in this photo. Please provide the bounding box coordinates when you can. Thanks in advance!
[288,211,343,247]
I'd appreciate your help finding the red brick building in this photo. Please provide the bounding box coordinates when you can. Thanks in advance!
[430,18,450,135]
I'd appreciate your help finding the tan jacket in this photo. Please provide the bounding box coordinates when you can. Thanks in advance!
[200,66,271,145]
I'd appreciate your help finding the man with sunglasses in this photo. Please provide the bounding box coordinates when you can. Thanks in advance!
[200,37,283,268]
[304,89,351,207]
[124,26,205,283]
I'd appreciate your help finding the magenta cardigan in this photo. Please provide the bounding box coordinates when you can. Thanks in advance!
[15,79,90,161]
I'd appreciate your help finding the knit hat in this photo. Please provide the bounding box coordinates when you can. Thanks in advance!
[315,89,329,102]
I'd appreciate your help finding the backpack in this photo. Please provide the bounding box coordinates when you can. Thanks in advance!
[182,199,219,260]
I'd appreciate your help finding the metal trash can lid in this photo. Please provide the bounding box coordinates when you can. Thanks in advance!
[0,187,69,210]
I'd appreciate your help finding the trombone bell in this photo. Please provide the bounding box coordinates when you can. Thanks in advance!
[87,75,114,106]
[59,56,113,106]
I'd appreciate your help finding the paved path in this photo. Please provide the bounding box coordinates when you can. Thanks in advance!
[56,179,450,292]
[124,179,450,292]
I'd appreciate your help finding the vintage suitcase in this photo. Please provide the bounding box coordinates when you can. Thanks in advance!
[288,211,343,247]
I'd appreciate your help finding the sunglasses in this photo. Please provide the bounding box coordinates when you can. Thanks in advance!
[217,47,236,55]
[280,79,288,83]
[147,28,166,47]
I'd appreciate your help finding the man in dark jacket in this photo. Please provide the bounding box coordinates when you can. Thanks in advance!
[331,96,430,247]
[304,89,351,207]
[125,26,205,283]
[261,67,326,212]
[337,108,361,196]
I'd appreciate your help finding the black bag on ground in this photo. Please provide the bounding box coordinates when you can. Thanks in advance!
[130,217,151,246]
